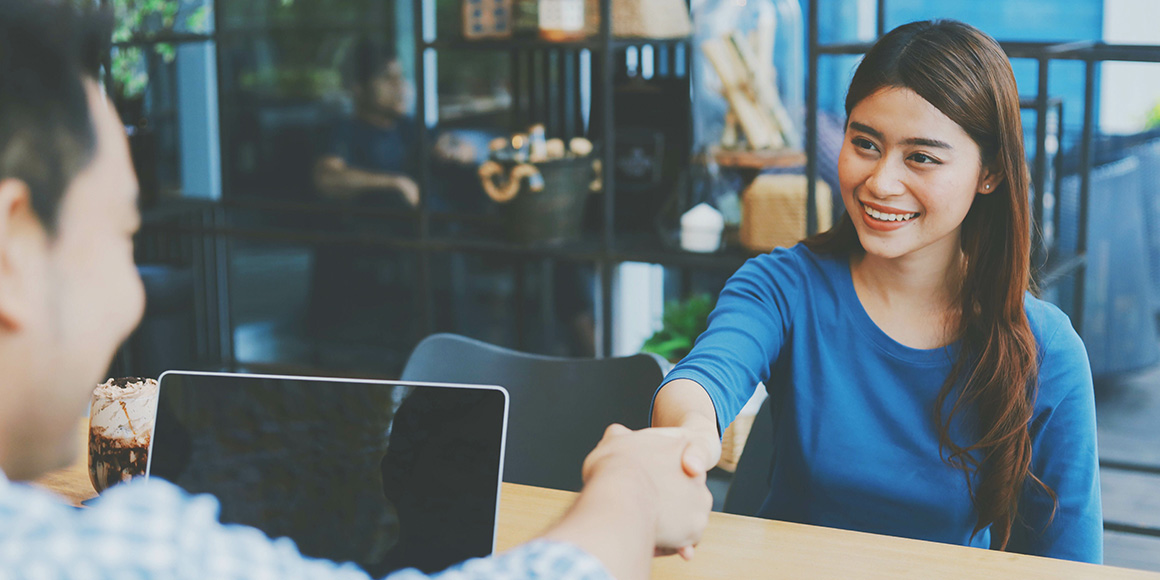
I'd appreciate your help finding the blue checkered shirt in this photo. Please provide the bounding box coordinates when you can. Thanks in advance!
[0,471,613,580]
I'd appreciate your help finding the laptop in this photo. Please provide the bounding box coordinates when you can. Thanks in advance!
[146,370,509,576]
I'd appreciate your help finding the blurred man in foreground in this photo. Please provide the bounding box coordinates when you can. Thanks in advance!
[0,2,712,579]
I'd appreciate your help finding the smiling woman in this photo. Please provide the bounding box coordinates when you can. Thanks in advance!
[809,19,1044,552]
[651,19,1102,564]
[839,87,999,252]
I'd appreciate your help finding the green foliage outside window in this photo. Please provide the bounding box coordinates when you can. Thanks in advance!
[1147,101,1160,131]
[102,0,213,99]
[641,294,716,363]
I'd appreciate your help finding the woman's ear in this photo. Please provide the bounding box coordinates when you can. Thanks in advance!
[978,166,1004,195]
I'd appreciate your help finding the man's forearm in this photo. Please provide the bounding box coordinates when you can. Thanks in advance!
[542,472,657,580]
[315,165,403,198]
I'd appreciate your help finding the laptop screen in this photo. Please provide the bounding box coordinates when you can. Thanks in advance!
[147,371,508,576]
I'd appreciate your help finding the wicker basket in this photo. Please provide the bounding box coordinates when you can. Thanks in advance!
[740,174,832,253]
[717,412,756,472]
[584,0,692,38]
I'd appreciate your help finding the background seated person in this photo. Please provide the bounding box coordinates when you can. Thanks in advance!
[314,38,421,208]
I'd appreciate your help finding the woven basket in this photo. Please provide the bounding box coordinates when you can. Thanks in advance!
[584,0,691,38]
[740,174,832,253]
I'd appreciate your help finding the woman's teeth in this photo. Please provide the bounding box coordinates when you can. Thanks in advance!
[862,203,919,222]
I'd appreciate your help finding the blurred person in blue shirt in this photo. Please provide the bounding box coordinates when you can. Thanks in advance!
[314,38,422,208]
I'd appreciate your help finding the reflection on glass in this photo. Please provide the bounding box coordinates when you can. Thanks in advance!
[215,0,400,202]
[110,0,214,39]
[225,235,423,377]
[219,0,387,30]
[111,43,185,204]
[428,254,597,357]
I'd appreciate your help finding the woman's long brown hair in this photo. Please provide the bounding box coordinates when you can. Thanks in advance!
[803,20,1055,550]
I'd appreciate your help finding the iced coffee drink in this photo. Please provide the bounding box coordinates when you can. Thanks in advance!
[88,377,159,493]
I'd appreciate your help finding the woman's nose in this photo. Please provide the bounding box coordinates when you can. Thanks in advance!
[865,158,906,198]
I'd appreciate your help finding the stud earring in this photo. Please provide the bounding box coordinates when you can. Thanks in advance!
[985,184,991,190]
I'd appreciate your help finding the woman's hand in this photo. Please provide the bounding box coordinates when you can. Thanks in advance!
[652,379,724,469]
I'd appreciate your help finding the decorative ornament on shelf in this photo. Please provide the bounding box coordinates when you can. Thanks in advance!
[463,0,514,39]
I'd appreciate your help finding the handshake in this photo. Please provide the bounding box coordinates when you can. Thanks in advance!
[542,424,718,580]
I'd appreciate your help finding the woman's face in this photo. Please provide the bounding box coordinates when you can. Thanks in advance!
[838,86,998,263]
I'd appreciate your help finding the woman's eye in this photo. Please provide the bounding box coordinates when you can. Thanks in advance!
[909,153,940,164]
[851,137,877,151]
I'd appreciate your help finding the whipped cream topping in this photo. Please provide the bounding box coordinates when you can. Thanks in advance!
[92,377,159,400]
[90,377,159,443]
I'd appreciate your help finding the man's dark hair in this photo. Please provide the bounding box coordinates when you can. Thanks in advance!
[348,37,398,89]
[0,0,112,234]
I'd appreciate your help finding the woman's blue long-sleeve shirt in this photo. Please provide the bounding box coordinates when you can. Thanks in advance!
[660,244,1102,563]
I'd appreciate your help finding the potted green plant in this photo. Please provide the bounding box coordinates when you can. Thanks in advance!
[640,294,716,363]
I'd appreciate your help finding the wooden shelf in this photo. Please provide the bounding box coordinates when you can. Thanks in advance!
[713,148,807,170]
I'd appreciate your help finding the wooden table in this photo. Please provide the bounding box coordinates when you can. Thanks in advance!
[32,423,1160,579]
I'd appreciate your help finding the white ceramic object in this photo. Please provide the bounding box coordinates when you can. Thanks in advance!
[680,203,725,253]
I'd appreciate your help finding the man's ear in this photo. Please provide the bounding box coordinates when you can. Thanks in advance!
[0,178,43,332]
[978,165,1004,195]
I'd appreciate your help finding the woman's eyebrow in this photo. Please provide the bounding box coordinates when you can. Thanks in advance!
[848,121,953,149]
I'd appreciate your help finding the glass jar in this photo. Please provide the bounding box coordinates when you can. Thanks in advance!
[538,0,586,41]
[691,0,803,153]
[688,0,803,230]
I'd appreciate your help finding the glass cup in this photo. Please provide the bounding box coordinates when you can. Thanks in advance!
[88,377,159,493]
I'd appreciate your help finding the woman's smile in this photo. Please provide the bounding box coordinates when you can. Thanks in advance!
[859,200,921,230]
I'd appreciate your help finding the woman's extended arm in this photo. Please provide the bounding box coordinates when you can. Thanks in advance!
[651,379,723,467]
[648,250,806,467]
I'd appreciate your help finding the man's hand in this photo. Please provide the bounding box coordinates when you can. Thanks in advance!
[313,156,421,207]
[581,424,714,560]
[385,175,421,207]
[680,424,723,475]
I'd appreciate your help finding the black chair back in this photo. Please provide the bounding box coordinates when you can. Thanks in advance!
[401,333,668,492]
